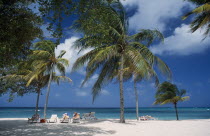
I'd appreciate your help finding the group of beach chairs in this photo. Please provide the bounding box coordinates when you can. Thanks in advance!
[28,112,97,123]
[139,115,157,121]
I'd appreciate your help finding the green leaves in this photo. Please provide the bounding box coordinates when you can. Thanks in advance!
[182,2,210,37]
[154,81,189,105]
[0,0,43,68]
[130,29,164,46]
[72,0,171,103]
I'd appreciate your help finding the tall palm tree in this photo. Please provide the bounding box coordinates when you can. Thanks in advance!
[26,71,71,115]
[183,0,210,37]
[130,29,172,120]
[27,40,71,119]
[154,81,189,120]
[72,0,171,123]
[2,59,71,116]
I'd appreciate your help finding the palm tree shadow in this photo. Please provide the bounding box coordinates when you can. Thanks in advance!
[82,119,137,125]
[0,120,116,136]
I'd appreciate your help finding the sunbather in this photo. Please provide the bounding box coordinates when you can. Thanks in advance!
[72,112,80,123]
[73,112,80,119]
[28,114,40,123]
[60,113,70,123]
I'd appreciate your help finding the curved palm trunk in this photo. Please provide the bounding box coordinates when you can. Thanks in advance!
[134,81,139,120]
[35,87,41,115]
[174,103,179,120]
[44,71,53,119]
[119,55,125,123]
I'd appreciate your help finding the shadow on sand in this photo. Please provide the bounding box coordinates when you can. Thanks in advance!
[0,120,116,136]
[81,119,137,125]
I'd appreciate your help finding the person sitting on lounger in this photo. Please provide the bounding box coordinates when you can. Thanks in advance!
[28,114,40,123]
[63,113,69,119]
[73,112,80,119]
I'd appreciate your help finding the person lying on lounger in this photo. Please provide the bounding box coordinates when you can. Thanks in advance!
[62,113,69,119]
[73,112,80,119]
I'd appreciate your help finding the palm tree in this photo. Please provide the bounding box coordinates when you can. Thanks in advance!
[2,58,71,116]
[130,29,172,120]
[27,40,71,119]
[154,81,189,120]
[183,0,210,37]
[26,71,71,115]
[72,0,171,123]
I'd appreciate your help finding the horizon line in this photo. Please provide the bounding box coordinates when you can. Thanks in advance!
[1,106,209,108]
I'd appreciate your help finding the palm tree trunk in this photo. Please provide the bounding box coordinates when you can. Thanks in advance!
[44,71,53,119]
[119,55,125,123]
[134,81,139,120]
[174,103,179,120]
[35,86,41,115]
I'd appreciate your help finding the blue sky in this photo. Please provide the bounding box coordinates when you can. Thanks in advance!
[1,0,210,108]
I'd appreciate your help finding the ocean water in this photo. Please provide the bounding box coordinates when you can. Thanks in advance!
[0,107,210,120]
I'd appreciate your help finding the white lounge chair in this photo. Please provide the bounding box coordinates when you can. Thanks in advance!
[139,116,148,121]
[48,114,58,123]
[72,118,80,123]
[82,113,91,120]
[90,112,97,120]
[139,115,157,121]
[82,112,97,120]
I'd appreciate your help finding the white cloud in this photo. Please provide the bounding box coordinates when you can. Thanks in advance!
[150,24,210,55]
[121,0,194,32]
[55,93,60,97]
[101,89,110,95]
[55,37,92,74]
[76,91,88,96]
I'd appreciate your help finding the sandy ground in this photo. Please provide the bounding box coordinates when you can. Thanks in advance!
[0,118,210,136]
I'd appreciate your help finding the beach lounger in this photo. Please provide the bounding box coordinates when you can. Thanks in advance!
[90,112,97,120]
[139,115,157,121]
[72,118,80,123]
[139,116,148,121]
[82,112,97,120]
[28,114,40,123]
[48,114,58,123]
[82,113,91,120]
[72,113,80,123]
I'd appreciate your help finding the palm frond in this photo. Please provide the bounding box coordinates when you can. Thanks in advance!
[57,50,66,58]
[130,29,164,46]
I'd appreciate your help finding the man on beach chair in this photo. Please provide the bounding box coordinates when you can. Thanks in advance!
[72,112,80,123]
[28,114,40,123]
[60,113,70,123]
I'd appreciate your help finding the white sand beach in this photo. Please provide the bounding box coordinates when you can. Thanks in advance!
[0,118,210,136]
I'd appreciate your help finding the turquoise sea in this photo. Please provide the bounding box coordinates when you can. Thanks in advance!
[0,107,210,120]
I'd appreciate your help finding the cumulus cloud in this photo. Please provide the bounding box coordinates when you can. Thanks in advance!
[55,93,60,97]
[75,88,109,97]
[101,89,110,95]
[55,37,92,74]
[76,91,88,96]
[150,24,210,55]
[121,0,194,32]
